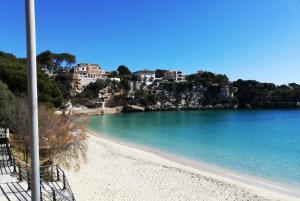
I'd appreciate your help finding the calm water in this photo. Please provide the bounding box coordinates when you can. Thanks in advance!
[88,110,300,187]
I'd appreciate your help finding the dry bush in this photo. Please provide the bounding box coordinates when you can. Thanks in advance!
[8,98,30,162]
[8,97,87,171]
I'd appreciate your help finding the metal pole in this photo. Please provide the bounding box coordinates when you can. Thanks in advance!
[25,0,41,200]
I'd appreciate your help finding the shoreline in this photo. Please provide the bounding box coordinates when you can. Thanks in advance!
[68,107,300,117]
[86,129,300,200]
[86,129,300,198]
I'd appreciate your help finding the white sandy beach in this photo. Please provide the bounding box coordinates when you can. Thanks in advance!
[64,133,300,201]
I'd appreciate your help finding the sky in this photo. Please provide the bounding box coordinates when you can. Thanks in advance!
[0,0,299,84]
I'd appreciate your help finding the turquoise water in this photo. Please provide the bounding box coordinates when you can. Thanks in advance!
[88,110,300,187]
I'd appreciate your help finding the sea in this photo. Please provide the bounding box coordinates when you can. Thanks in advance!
[87,109,300,187]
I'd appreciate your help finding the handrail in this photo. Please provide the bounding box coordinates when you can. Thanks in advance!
[40,181,54,201]
[0,128,11,166]
[57,166,75,200]
[11,156,75,201]
[39,164,75,200]
[1,128,75,201]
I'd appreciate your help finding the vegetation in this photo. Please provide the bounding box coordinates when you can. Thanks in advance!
[233,80,300,108]
[54,73,74,99]
[160,82,191,92]
[155,69,167,78]
[117,65,131,77]
[106,94,128,107]
[186,71,229,86]
[119,78,130,92]
[37,50,76,72]
[1,50,300,110]
[0,80,15,126]
[0,51,65,107]
[109,70,119,78]
[0,51,86,169]
[8,97,87,170]
[134,90,157,106]
[1,49,299,170]
[72,79,108,107]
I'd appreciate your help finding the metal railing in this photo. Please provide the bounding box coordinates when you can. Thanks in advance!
[40,165,75,200]
[1,128,75,201]
[0,128,12,167]
[11,157,75,201]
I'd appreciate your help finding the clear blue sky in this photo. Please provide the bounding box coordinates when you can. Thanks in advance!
[0,0,299,84]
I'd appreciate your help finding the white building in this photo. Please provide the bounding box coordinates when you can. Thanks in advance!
[133,70,156,86]
[71,63,104,79]
[109,77,121,82]
[163,70,186,82]
[71,63,105,92]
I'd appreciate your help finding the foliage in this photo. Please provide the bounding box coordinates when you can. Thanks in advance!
[54,73,74,99]
[8,97,87,170]
[232,79,300,108]
[2,51,300,110]
[161,82,175,91]
[8,97,30,162]
[83,79,107,98]
[117,65,131,76]
[109,70,119,78]
[0,51,65,107]
[174,82,190,92]
[0,80,15,126]
[155,69,167,78]
[37,50,76,72]
[105,94,128,107]
[71,79,107,107]
[160,82,190,93]
[119,78,130,91]
[36,50,53,71]
[133,90,157,106]
[107,90,157,107]
[187,71,229,86]
[71,94,92,107]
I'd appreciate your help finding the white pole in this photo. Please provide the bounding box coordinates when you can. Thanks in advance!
[25,0,41,200]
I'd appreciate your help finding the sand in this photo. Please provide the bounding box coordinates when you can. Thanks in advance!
[64,133,300,201]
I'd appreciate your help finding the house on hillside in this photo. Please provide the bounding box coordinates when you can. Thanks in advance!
[103,71,112,79]
[109,77,121,82]
[132,70,156,86]
[41,67,54,77]
[70,63,105,92]
[163,70,186,82]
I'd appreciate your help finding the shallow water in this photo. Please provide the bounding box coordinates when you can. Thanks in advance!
[88,110,300,187]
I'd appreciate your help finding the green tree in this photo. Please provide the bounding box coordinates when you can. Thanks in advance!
[120,78,130,91]
[0,51,65,107]
[0,80,15,126]
[187,71,229,86]
[117,65,131,76]
[60,53,76,68]
[37,50,54,71]
[109,71,119,78]
[72,80,108,107]
[155,69,167,78]
[83,79,107,98]
[37,50,76,72]
[232,80,290,108]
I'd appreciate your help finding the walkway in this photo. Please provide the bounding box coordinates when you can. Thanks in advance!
[0,128,75,201]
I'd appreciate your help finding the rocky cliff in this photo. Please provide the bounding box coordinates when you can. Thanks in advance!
[102,81,237,112]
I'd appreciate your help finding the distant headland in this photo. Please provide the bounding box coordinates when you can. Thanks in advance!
[1,50,300,116]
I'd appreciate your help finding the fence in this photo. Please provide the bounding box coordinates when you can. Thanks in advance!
[11,157,75,201]
[0,128,11,167]
[1,127,75,200]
